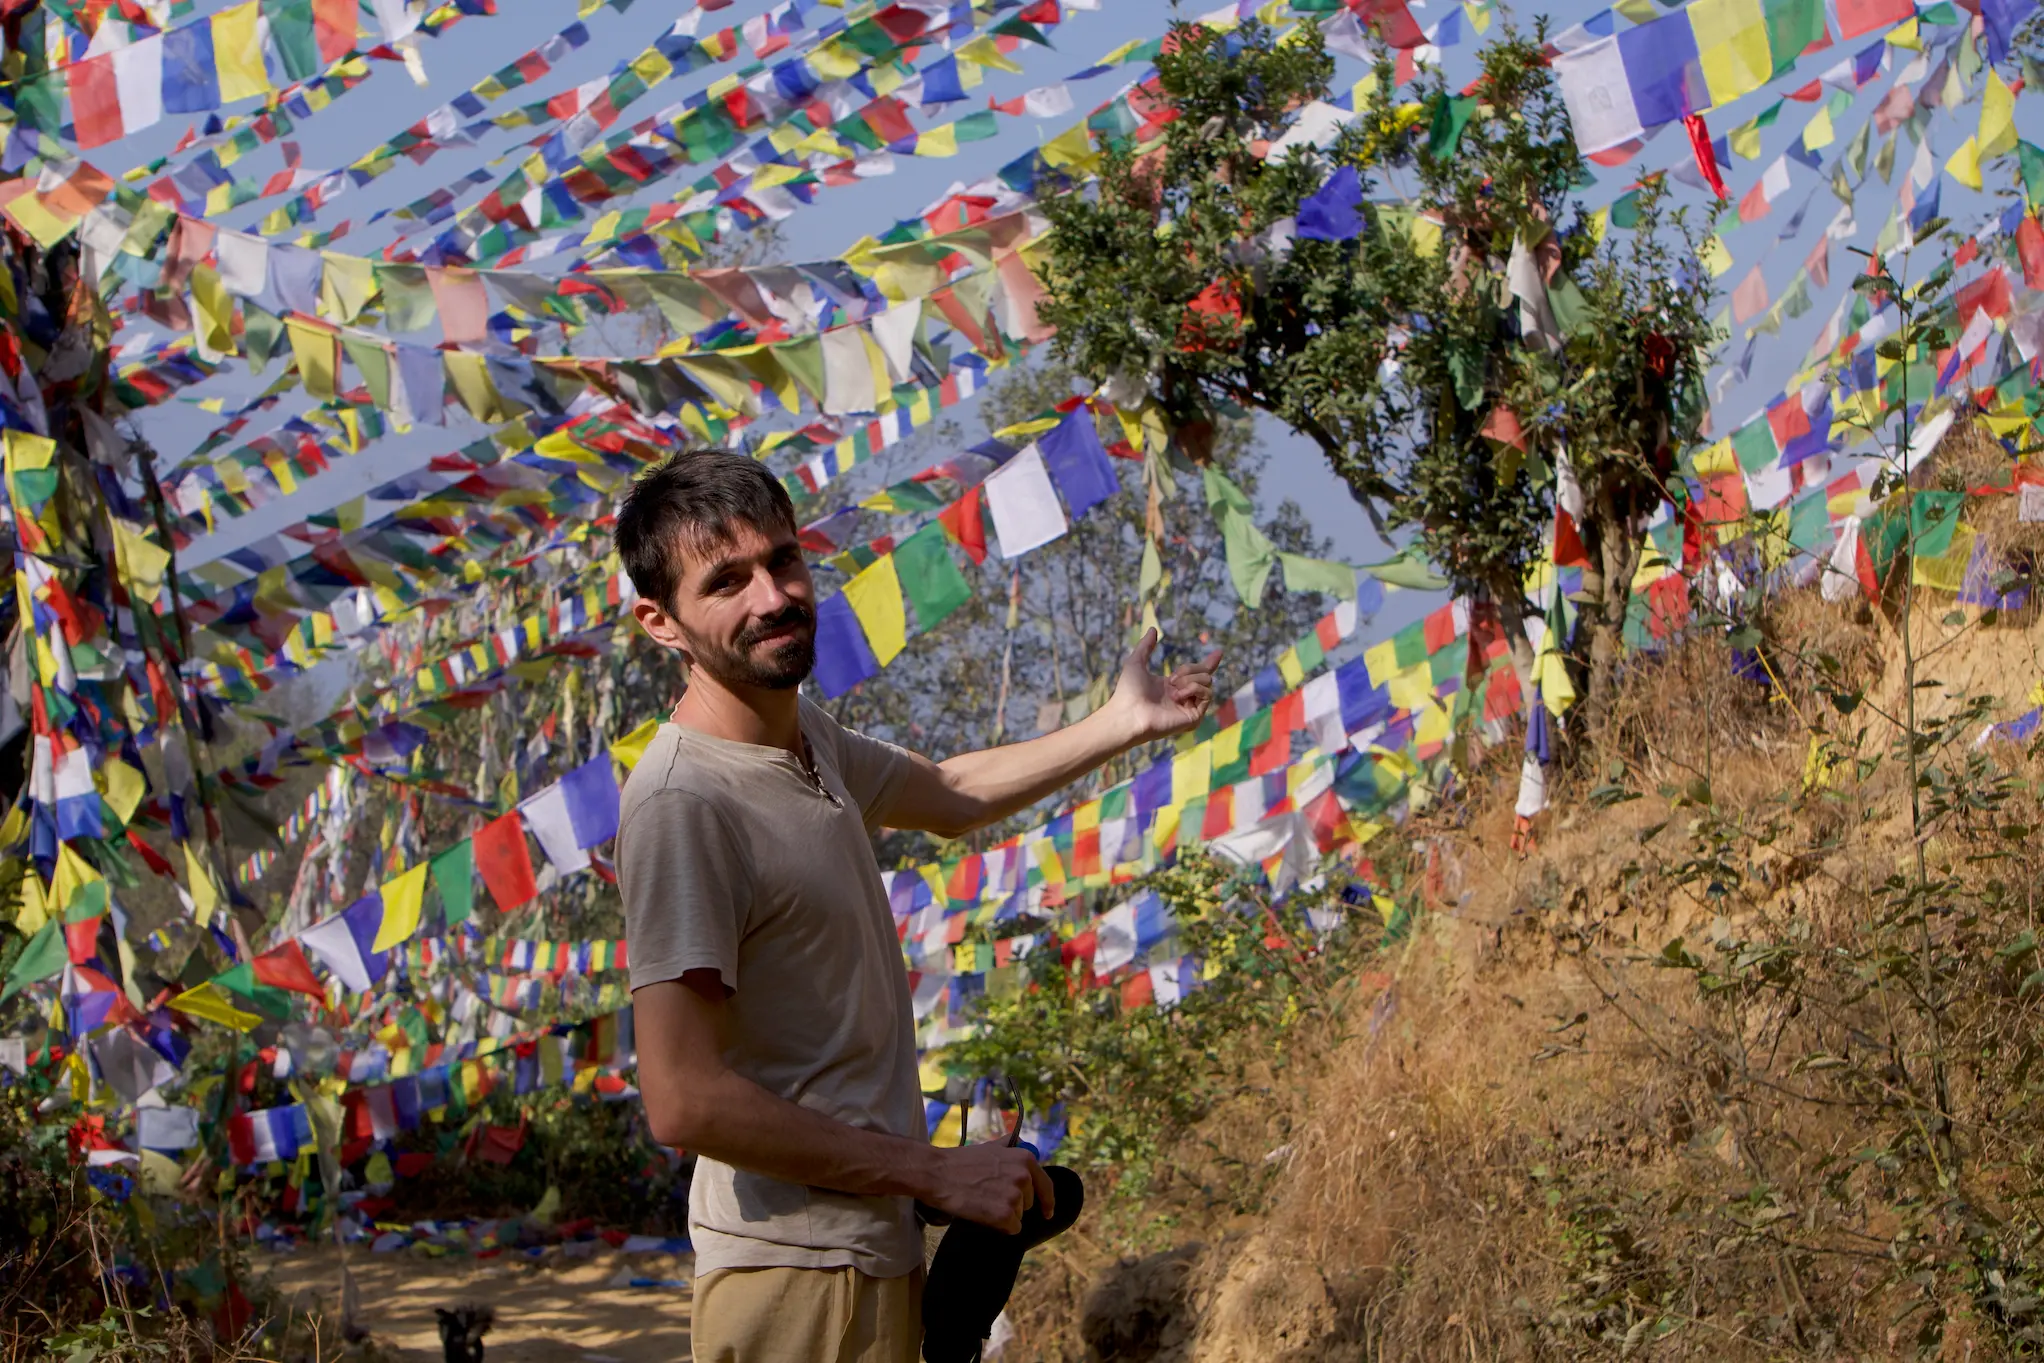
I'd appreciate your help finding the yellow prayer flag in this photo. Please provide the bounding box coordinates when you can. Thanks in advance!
[1276,647,1305,689]
[1691,0,1771,105]
[444,350,515,423]
[15,868,49,935]
[1981,67,2019,159]
[915,124,959,158]
[111,520,171,603]
[373,862,429,953]
[610,717,661,772]
[1700,235,1735,277]
[1692,438,1738,476]
[170,981,263,1031]
[843,554,909,665]
[1946,137,1983,192]
[1211,723,1244,776]
[285,321,339,399]
[0,186,78,247]
[211,2,271,102]
[1038,125,1095,170]
[957,34,1025,73]
[1802,105,1835,152]
[1364,638,1400,687]
[96,760,146,826]
[1171,742,1212,801]
[182,843,219,927]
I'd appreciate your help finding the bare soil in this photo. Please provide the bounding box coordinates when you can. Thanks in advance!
[258,1242,695,1363]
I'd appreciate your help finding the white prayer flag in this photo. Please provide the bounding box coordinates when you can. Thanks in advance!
[984,446,1068,558]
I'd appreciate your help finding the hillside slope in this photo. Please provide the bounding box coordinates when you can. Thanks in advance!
[1005,582,2044,1361]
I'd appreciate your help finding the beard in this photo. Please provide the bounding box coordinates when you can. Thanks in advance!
[683,602,817,691]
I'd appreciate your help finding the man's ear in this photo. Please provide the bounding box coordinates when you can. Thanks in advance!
[632,597,689,656]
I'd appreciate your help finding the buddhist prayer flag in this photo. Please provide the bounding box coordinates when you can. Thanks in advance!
[844,553,910,665]
[430,841,476,926]
[983,446,1067,558]
[473,812,539,913]
[372,863,431,952]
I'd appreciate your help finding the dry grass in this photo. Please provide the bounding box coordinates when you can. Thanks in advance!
[1006,593,2044,1361]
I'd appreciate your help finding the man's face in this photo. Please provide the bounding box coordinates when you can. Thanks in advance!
[654,519,817,690]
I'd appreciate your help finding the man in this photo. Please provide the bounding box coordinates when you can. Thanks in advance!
[615,449,1220,1362]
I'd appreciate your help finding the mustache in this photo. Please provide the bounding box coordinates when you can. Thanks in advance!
[738,603,815,647]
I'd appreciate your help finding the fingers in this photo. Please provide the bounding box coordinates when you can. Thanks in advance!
[1125,627,1159,673]
[1029,1158,1056,1221]
[1168,649,1223,686]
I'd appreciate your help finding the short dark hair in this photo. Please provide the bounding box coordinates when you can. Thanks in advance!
[615,448,799,611]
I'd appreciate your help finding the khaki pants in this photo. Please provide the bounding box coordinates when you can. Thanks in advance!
[692,1265,923,1363]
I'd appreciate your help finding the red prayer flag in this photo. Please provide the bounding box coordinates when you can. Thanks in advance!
[1835,0,1912,37]
[313,0,355,58]
[2017,217,2044,290]
[1683,114,1727,200]
[937,484,989,564]
[1121,970,1155,1011]
[1552,508,1591,567]
[473,816,538,913]
[252,941,327,999]
[64,916,102,966]
[68,54,123,149]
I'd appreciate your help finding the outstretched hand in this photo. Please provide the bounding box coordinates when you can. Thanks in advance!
[1110,628,1221,746]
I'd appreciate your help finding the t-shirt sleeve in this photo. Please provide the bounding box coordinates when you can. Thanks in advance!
[812,708,913,833]
[620,788,753,994]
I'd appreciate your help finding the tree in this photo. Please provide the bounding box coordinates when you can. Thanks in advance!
[1037,21,1717,730]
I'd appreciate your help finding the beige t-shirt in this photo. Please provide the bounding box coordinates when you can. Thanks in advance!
[618,697,923,1279]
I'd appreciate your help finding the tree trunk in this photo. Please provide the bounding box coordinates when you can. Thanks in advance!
[1572,479,1646,738]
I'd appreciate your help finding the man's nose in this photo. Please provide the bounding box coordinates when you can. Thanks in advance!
[744,566,793,614]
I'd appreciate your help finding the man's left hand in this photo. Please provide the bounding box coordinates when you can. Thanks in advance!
[1110,628,1221,746]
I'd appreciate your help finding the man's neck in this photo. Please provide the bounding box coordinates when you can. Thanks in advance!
[671,673,803,755]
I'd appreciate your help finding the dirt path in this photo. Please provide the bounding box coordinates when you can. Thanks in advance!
[258,1241,695,1363]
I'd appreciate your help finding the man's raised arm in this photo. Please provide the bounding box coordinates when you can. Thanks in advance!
[880,629,1220,839]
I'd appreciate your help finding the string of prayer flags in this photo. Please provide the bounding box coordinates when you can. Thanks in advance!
[1555,0,1893,154]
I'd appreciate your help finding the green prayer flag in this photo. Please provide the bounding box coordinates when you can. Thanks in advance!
[242,305,283,371]
[1787,492,1827,552]
[1732,419,1778,473]
[267,0,321,80]
[213,963,292,1021]
[1278,552,1358,600]
[1765,0,1825,74]
[1426,94,1479,162]
[1360,546,1448,591]
[895,522,972,632]
[954,110,1001,142]
[1204,468,1276,605]
[431,841,476,927]
[1392,622,1428,669]
[1428,638,1470,686]
[1909,490,1965,559]
[1,920,66,1002]
[342,339,392,413]
[1549,277,1591,337]
[2017,141,2044,208]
